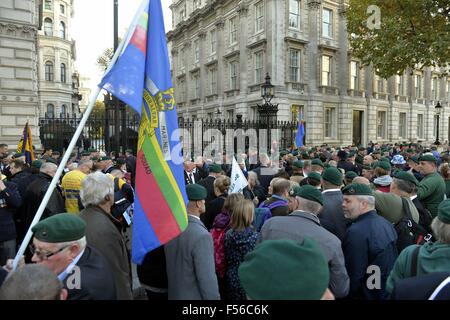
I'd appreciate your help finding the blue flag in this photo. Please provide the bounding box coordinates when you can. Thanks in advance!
[295,119,305,148]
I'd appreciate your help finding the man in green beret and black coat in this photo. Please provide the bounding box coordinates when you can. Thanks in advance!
[197,164,222,204]
[342,183,398,300]
[416,154,446,217]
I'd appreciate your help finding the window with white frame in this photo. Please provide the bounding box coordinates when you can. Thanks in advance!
[322,8,332,38]
[59,21,66,39]
[44,18,53,36]
[194,39,199,63]
[324,107,335,138]
[254,51,264,83]
[209,68,217,95]
[417,114,424,138]
[227,110,235,121]
[376,75,384,93]
[229,16,238,45]
[415,74,422,98]
[44,0,52,10]
[45,61,54,81]
[321,55,331,86]
[60,4,65,14]
[396,75,404,96]
[350,61,359,90]
[432,77,438,100]
[210,29,216,54]
[60,63,66,83]
[250,106,257,121]
[289,49,300,82]
[399,112,407,138]
[377,111,386,138]
[229,61,238,90]
[289,0,301,29]
[46,103,55,117]
[255,1,264,33]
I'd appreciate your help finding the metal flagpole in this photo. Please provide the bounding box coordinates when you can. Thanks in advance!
[11,0,148,270]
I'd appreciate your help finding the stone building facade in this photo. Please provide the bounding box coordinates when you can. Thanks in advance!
[0,0,41,147]
[168,0,450,146]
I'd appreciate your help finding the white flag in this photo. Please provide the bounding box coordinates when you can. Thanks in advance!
[229,157,249,194]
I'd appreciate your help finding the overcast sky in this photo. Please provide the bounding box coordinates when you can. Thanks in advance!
[72,0,172,90]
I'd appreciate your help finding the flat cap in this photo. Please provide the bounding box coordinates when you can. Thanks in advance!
[32,213,86,243]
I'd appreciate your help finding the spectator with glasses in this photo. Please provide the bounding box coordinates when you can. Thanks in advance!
[29,213,116,300]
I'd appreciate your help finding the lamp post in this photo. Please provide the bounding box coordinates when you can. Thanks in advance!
[257,73,279,153]
[435,101,442,145]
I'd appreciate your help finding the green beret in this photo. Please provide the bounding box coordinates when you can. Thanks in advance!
[418,154,437,163]
[342,183,373,196]
[32,213,86,243]
[345,171,358,180]
[280,150,289,157]
[393,171,419,186]
[209,164,222,173]
[81,152,91,157]
[322,167,343,186]
[99,156,111,161]
[376,161,391,171]
[437,200,450,224]
[293,160,304,169]
[380,157,391,163]
[31,160,42,169]
[292,150,299,156]
[406,148,414,153]
[186,184,207,201]
[300,151,309,159]
[87,148,97,153]
[307,172,322,183]
[324,163,330,169]
[45,158,57,165]
[293,185,323,205]
[311,159,324,168]
[238,238,329,300]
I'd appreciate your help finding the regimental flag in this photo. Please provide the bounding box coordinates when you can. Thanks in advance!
[295,118,305,148]
[229,157,248,194]
[17,122,35,165]
[99,0,188,264]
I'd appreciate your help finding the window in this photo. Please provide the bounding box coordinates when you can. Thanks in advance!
[229,61,238,90]
[45,61,53,81]
[432,77,438,100]
[289,0,301,29]
[60,4,65,14]
[255,1,264,32]
[399,113,407,138]
[209,68,217,95]
[321,55,331,86]
[61,104,67,118]
[250,106,257,121]
[179,79,185,102]
[324,107,335,138]
[227,110,234,121]
[350,61,359,90]
[210,29,216,54]
[289,49,300,82]
[229,16,237,45]
[194,39,199,63]
[46,104,55,117]
[376,75,384,93]
[417,114,424,138]
[179,47,185,70]
[322,8,332,38]
[377,111,386,138]
[44,18,53,36]
[60,63,66,83]
[254,51,263,83]
[59,21,66,39]
[193,74,200,99]
[396,75,404,96]
[415,74,422,98]
[44,0,52,10]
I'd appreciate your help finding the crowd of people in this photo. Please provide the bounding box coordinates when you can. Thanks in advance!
[1,141,450,300]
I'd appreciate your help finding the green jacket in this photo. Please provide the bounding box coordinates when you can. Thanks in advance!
[386,242,450,294]
[417,172,446,217]
[374,191,419,224]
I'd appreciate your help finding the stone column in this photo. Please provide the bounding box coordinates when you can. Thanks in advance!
[306,0,321,94]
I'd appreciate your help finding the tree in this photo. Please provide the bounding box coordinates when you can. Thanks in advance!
[347,0,450,78]
[92,100,105,118]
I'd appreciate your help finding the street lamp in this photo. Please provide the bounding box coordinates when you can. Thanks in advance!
[434,101,443,145]
[257,73,279,153]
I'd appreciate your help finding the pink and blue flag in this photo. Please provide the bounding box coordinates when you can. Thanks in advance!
[99,0,188,264]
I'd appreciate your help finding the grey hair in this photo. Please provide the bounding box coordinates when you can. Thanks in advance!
[297,197,322,214]
[431,217,450,244]
[247,171,260,186]
[40,162,57,174]
[55,236,87,251]
[356,195,375,209]
[80,172,114,206]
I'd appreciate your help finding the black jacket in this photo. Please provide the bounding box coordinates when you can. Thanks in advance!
[251,166,277,197]
[9,170,31,198]
[337,160,358,173]
[64,245,117,300]
[0,181,21,242]
[125,155,137,187]
[319,190,350,242]
[201,195,226,230]
[390,272,450,300]
[197,176,216,203]
[243,185,266,206]
[22,173,65,234]
[137,245,167,289]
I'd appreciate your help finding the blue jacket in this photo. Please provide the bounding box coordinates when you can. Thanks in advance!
[0,181,22,242]
[343,210,398,300]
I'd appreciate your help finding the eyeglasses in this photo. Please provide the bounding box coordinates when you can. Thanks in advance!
[29,244,71,260]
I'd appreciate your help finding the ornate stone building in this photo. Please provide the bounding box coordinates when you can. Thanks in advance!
[0,0,41,147]
[168,0,450,146]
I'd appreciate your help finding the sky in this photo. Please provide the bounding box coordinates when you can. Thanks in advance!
[72,0,172,90]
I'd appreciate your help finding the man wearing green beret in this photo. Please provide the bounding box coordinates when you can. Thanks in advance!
[165,184,220,300]
[30,213,117,300]
[197,163,222,203]
[258,185,350,298]
[238,238,334,300]
[341,183,398,300]
[99,156,114,174]
[386,199,450,295]
[344,171,358,185]
[311,159,324,174]
[416,155,446,217]
[320,167,348,241]
[306,171,322,189]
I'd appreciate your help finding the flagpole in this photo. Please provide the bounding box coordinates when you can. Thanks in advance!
[11,1,142,270]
